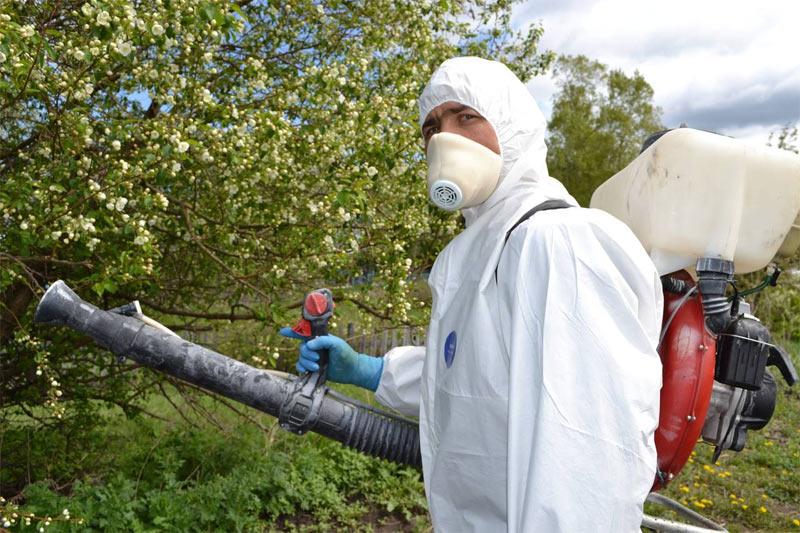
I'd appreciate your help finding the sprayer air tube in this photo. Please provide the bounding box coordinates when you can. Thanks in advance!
[34,281,422,468]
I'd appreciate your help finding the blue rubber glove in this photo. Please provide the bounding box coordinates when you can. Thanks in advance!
[279,328,384,391]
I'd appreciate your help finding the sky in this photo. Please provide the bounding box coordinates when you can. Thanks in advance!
[514,0,800,145]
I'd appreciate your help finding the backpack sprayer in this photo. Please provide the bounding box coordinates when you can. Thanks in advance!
[34,127,800,532]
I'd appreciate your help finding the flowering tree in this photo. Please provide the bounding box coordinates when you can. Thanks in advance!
[0,0,551,422]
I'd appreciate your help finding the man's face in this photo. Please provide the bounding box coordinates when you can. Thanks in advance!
[421,101,501,155]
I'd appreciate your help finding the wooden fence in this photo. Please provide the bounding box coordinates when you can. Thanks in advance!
[339,324,426,354]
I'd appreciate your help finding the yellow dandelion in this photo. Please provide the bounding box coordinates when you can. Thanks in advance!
[760,506,767,513]
[764,440,774,446]
[792,518,800,527]
[693,501,706,509]
[729,493,737,499]
[742,504,749,510]
[761,494,768,500]
[680,486,690,493]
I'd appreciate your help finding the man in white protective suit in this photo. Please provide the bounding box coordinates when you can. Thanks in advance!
[282,57,664,532]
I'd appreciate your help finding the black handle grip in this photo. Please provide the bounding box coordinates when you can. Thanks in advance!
[311,321,330,369]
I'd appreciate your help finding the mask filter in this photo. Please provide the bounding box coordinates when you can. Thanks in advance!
[426,132,502,211]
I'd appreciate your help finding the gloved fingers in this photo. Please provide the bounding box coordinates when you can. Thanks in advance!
[299,342,321,362]
[279,326,309,341]
[298,345,320,372]
[306,335,342,352]
[296,359,319,373]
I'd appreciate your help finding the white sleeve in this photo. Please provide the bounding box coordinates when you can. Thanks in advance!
[373,345,425,417]
[498,210,663,532]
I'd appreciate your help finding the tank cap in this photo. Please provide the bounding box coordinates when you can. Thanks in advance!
[696,257,735,276]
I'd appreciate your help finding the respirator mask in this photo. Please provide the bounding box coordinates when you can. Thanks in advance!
[426,132,503,211]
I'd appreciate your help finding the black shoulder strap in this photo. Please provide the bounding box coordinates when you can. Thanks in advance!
[503,199,573,245]
[495,199,573,281]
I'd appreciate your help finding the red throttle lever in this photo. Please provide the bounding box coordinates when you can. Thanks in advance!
[291,288,334,374]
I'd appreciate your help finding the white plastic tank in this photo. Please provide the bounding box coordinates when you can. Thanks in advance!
[590,128,800,275]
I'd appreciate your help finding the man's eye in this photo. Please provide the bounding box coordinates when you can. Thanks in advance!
[424,127,439,139]
[460,113,478,121]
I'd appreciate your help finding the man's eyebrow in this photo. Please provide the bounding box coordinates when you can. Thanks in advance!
[422,104,471,130]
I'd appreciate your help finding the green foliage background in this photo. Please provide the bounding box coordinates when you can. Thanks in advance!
[1,0,550,419]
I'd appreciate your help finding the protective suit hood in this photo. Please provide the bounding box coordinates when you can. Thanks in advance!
[419,56,576,225]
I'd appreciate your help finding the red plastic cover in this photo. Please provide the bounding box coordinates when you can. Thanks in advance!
[652,271,716,491]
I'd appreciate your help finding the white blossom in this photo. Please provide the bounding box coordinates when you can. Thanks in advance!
[0,52,6,63]
[152,23,164,36]
[115,197,128,211]
[176,141,189,153]
[116,40,133,56]
[96,11,111,26]
[20,25,35,38]
[111,139,121,151]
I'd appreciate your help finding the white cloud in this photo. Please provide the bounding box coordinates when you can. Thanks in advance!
[516,0,800,142]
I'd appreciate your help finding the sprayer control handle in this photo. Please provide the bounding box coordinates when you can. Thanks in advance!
[302,288,334,376]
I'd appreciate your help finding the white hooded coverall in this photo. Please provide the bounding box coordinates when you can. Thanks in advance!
[374,57,663,532]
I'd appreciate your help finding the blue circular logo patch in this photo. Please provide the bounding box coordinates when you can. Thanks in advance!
[443,331,457,368]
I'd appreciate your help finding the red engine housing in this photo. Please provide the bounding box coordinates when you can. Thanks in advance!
[652,271,717,491]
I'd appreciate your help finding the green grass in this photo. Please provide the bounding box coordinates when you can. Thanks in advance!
[2,388,429,532]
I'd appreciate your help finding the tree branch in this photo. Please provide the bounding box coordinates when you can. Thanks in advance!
[118,295,260,321]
